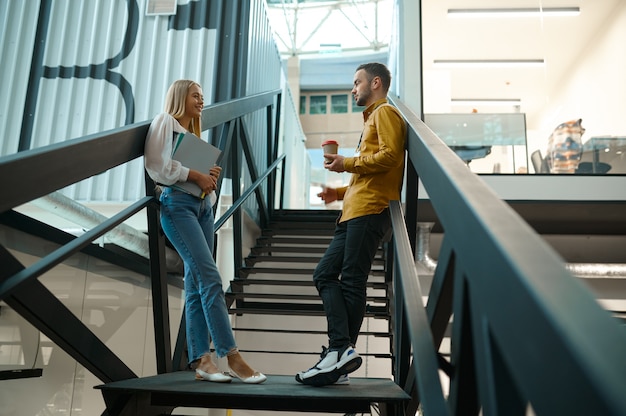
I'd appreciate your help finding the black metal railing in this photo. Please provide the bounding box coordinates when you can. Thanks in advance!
[388,95,626,415]
[0,89,284,381]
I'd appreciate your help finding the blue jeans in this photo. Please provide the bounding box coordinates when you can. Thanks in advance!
[159,187,236,361]
[313,209,391,351]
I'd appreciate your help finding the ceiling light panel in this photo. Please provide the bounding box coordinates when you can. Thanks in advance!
[451,99,521,106]
[447,7,581,18]
[433,59,545,68]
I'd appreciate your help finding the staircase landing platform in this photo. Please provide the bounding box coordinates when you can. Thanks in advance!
[95,371,410,415]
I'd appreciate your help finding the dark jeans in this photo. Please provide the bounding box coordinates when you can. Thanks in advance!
[313,209,391,350]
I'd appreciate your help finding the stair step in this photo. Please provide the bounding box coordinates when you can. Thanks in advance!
[230,278,388,290]
[268,219,337,227]
[234,349,393,359]
[251,246,329,254]
[256,236,333,245]
[238,266,386,278]
[231,327,391,337]
[227,291,387,303]
[228,301,388,317]
[250,245,385,255]
[262,228,335,237]
[245,255,385,266]
[246,255,320,265]
[95,372,409,415]
[270,209,341,222]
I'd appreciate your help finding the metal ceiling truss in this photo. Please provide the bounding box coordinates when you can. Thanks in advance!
[267,0,387,56]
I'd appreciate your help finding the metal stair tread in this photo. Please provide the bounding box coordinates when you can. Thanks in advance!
[226,291,388,303]
[239,266,386,277]
[256,236,334,245]
[251,246,330,254]
[228,301,388,317]
[230,327,391,337]
[262,228,335,237]
[230,278,388,289]
[245,254,385,266]
[250,245,385,254]
[233,348,393,359]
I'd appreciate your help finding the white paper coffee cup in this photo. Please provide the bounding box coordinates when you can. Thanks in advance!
[321,140,339,164]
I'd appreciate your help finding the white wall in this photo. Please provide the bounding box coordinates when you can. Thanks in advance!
[528,3,626,157]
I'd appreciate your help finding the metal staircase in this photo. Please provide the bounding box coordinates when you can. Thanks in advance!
[227,209,390,319]
[94,209,408,416]
[225,209,395,374]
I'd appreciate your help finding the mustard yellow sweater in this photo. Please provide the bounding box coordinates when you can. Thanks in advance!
[338,98,407,223]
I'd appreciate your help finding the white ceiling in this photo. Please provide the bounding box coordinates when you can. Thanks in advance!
[266,0,621,131]
[422,0,619,126]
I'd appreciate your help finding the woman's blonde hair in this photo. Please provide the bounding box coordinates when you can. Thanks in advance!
[164,79,202,136]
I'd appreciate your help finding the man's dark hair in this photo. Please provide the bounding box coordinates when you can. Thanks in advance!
[356,62,391,92]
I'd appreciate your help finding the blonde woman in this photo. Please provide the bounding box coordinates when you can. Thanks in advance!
[145,80,266,384]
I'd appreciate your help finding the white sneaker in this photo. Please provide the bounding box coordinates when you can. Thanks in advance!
[295,346,361,387]
[334,374,350,385]
[295,346,337,385]
[336,346,361,375]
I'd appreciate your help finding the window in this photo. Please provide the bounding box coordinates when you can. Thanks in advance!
[299,96,306,115]
[331,94,348,114]
[309,95,327,115]
[145,0,177,15]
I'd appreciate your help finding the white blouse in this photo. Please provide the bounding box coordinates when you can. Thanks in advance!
[144,112,216,203]
[144,112,189,185]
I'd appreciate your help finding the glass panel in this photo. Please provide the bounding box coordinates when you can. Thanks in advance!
[578,137,626,174]
[309,95,327,115]
[422,1,625,177]
[425,113,528,173]
[425,113,527,146]
[331,94,348,114]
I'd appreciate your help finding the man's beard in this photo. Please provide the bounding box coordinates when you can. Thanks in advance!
[356,92,369,106]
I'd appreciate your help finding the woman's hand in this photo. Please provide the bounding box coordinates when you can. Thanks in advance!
[188,169,218,194]
[209,165,222,179]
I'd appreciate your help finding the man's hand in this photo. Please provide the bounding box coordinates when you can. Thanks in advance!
[323,153,346,172]
[317,187,338,204]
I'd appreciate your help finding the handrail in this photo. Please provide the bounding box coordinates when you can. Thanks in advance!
[202,90,279,129]
[0,196,152,300]
[214,154,286,231]
[0,122,150,215]
[0,89,281,216]
[389,200,448,415]
[388,95,626,415]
